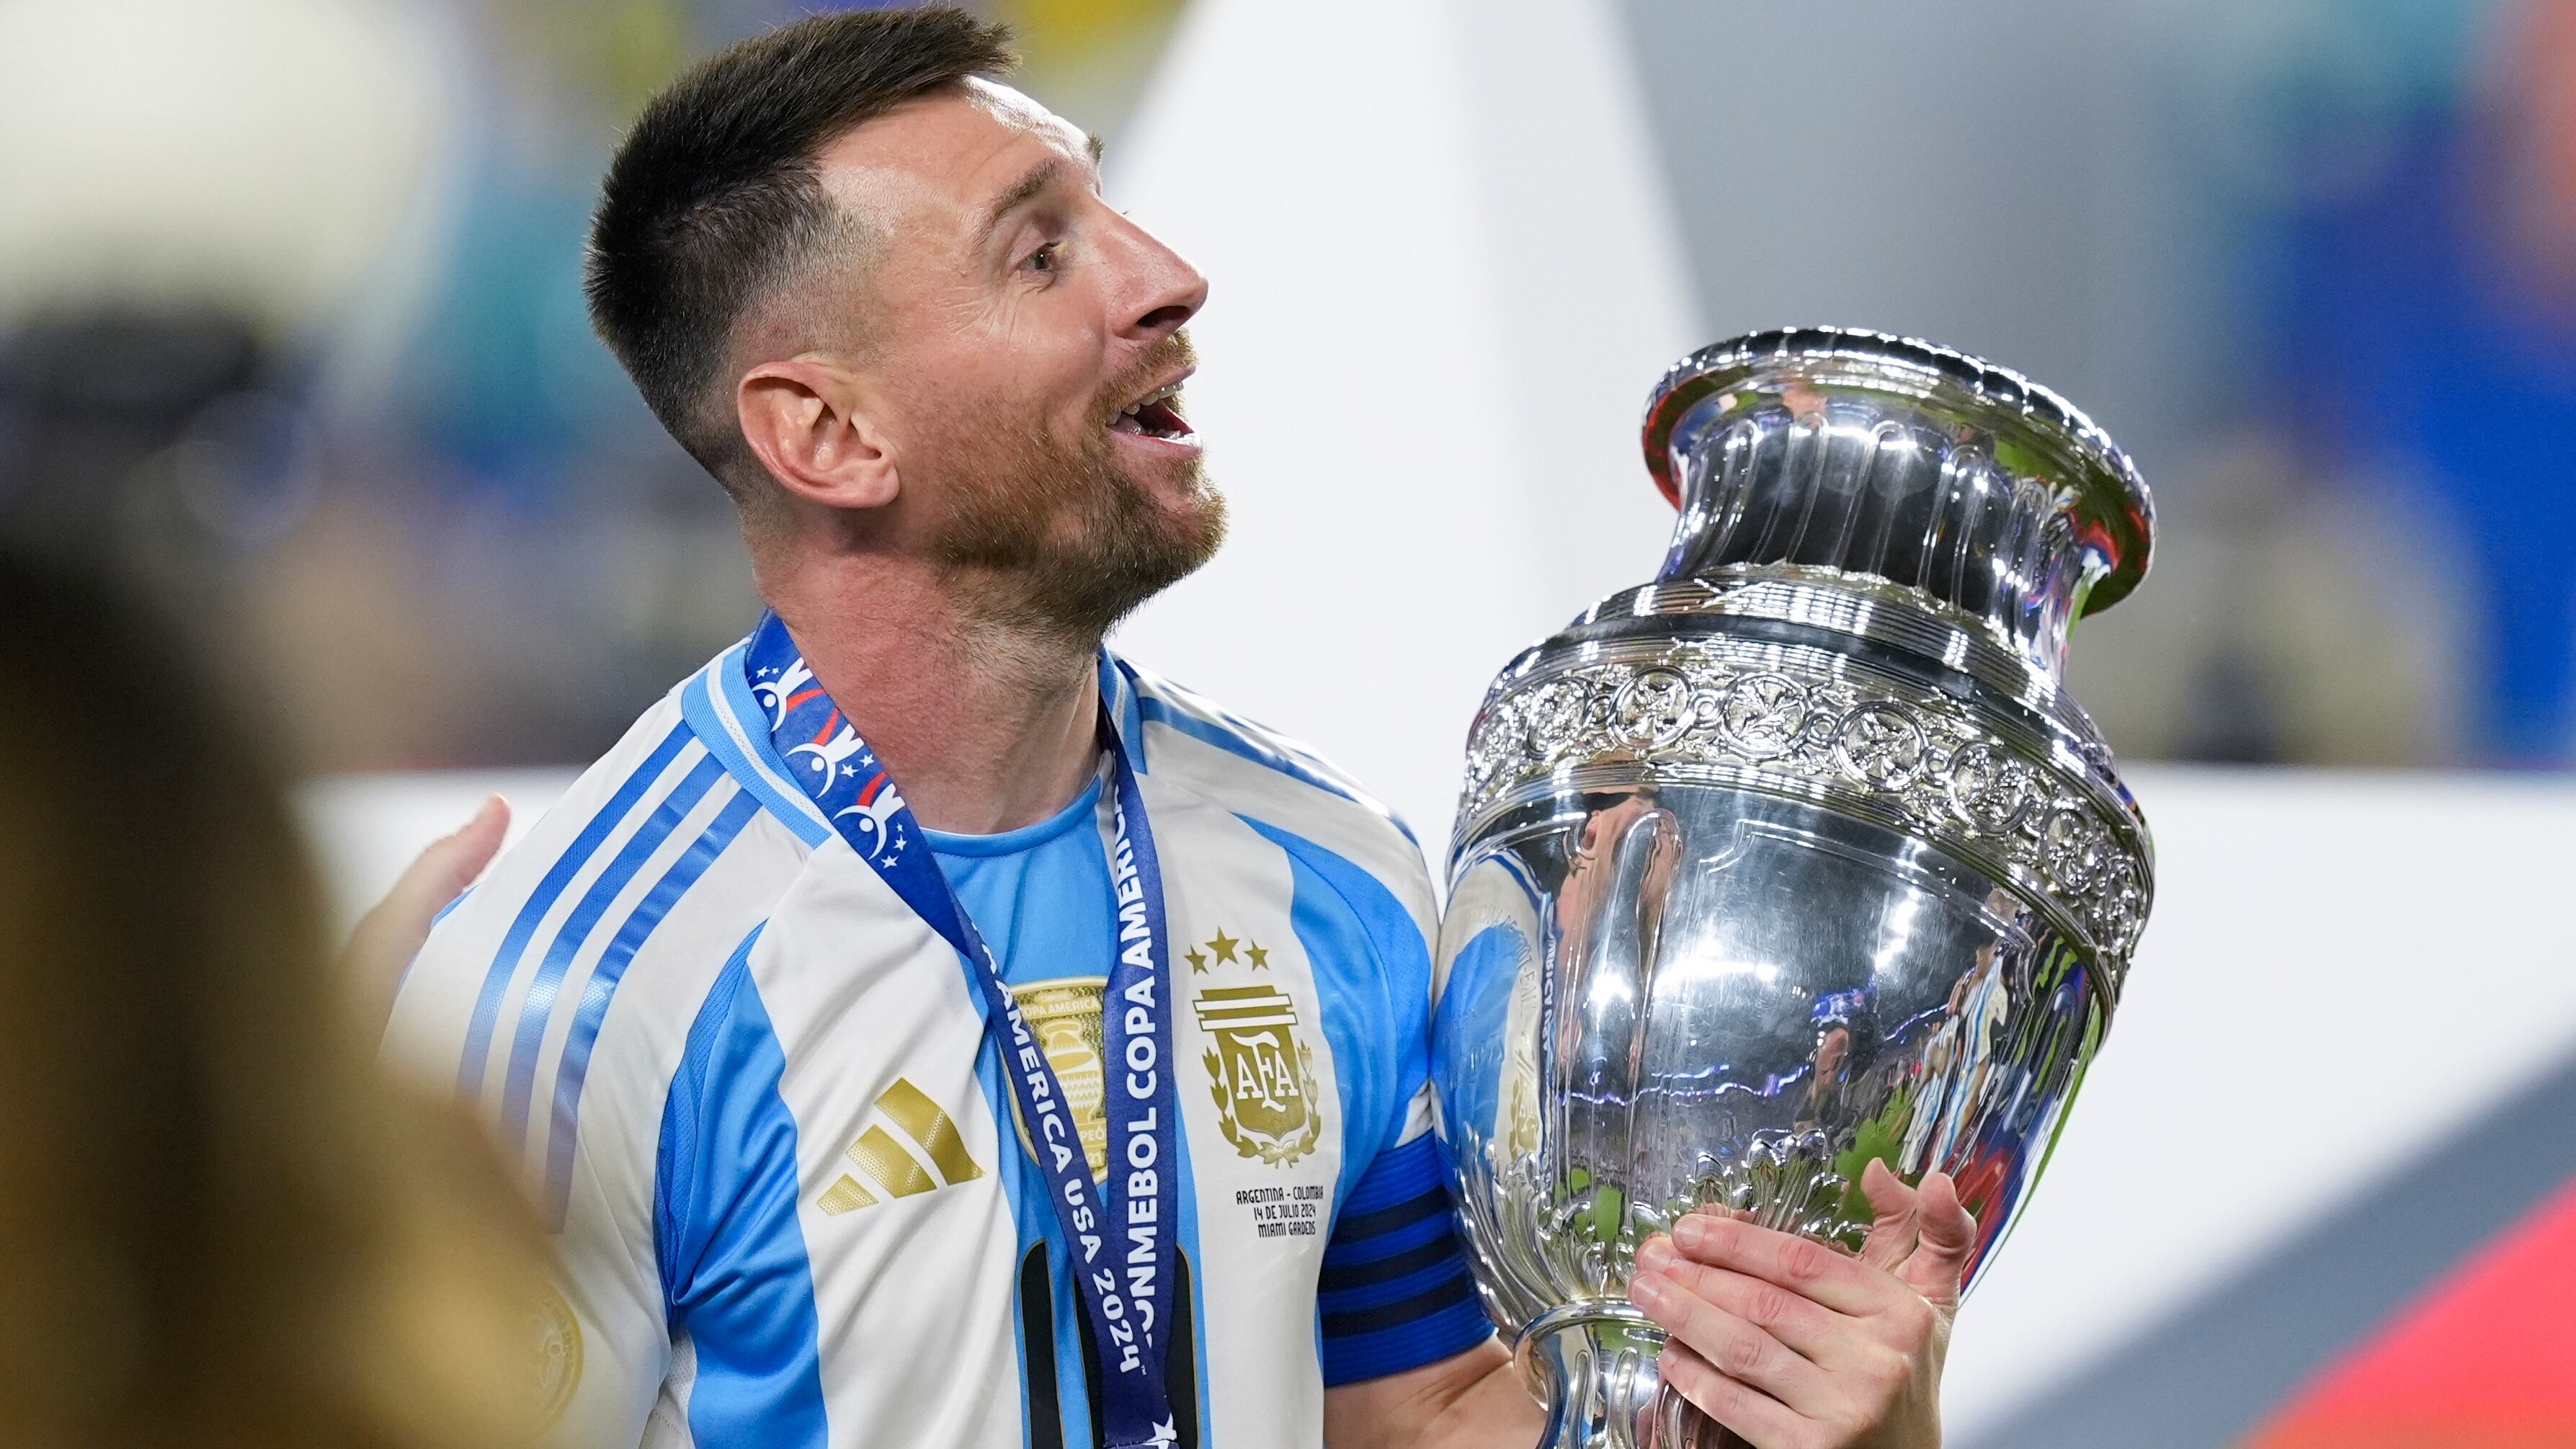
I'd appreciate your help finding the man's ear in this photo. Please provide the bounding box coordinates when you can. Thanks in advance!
[736,358,900,511]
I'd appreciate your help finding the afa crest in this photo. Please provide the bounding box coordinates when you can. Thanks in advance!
[531,1280,582,1430]
[1190,933,1323,1166]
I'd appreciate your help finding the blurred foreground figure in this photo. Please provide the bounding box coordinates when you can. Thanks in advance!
[0,553,548,1448]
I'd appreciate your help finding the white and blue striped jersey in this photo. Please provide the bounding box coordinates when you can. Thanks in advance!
[381,636,1493,1448]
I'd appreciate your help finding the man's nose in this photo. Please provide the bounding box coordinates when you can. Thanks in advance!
[1108,212,1208,341]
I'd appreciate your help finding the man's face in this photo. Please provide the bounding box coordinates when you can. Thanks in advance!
[810,80,1222,638]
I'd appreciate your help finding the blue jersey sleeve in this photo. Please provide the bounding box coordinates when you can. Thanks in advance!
[655,935,832,1445]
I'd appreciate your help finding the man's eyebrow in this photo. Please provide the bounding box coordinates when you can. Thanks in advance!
[975,156,1065,251]
[1087,133,1105,164]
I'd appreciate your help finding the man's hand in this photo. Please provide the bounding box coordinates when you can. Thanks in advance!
[1628,1161,1976,1449]
[342,794,511,1034]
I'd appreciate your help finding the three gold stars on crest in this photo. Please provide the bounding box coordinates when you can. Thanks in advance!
[1184,929,1270,974]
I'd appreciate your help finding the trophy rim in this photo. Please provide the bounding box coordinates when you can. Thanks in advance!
[1640,326,2157,616]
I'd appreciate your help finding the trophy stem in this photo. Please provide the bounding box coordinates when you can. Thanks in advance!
[1513,1303,1744,1449]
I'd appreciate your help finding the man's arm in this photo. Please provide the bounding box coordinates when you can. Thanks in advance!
[1322,1337,1539,1449]
[1324,1165,1972,1449]
[370,793,717,1446]
[342,794,510,1034]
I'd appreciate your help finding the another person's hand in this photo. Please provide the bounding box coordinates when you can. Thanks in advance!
[343,795,510,1033]
[1628,1160,1975,1448]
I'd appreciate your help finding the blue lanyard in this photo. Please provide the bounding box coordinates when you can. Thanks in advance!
[746,614,1181,1449]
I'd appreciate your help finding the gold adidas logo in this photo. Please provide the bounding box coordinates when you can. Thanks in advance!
[819,1077,986,1214]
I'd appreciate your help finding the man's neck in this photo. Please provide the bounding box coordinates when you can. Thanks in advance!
[765,561,1104,838]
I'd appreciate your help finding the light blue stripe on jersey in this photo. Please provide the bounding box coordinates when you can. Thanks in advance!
[544,787,764,1228]
[656,930,829,1449]
[456,723,691,1103]
[1242,819,1488,1383]
[501,754,727,1154]
[1137,690,1420,849]
[1241,819,1427,1210]
[680,643,832,849]
[1103,655,1146,770]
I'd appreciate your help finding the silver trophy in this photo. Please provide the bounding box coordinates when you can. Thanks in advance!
[1430,328,2154,1448]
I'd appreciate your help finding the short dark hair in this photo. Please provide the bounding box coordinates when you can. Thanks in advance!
[584,6,1017,483]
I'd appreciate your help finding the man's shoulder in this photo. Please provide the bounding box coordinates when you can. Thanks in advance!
[1113,656,1434,944]
[383,679,812,1099]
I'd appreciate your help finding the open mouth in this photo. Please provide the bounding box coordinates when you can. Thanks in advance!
[1109,379,1194,443]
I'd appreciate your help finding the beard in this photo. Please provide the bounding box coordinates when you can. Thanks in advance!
[922,337,1226,646]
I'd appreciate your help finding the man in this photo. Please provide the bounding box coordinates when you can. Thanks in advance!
[380,9,1974,1448]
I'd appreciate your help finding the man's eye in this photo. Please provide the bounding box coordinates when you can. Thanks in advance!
[1024,241,1061,275]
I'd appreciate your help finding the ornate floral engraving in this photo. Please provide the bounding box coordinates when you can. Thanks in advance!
[1615,667,1697,747]
[1943,742,2032,833]
[1719,672,1807,757]
[1834,705,1929,788]
[1461,649,2149,962]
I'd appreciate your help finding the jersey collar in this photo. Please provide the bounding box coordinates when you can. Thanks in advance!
[679,632,1149,852]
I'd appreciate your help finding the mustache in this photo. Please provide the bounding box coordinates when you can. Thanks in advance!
[1092,330,1198,426]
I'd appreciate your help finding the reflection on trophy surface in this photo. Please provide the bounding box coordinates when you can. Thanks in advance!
[1429,328,2157,1448]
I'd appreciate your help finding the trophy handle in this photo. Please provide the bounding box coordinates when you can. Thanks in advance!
[1515,1305,1747,1449]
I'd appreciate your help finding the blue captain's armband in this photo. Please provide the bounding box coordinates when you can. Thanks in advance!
[1316,1134,1494,1384]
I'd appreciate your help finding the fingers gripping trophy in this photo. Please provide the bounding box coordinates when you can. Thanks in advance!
[1430,329,2156,1448]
